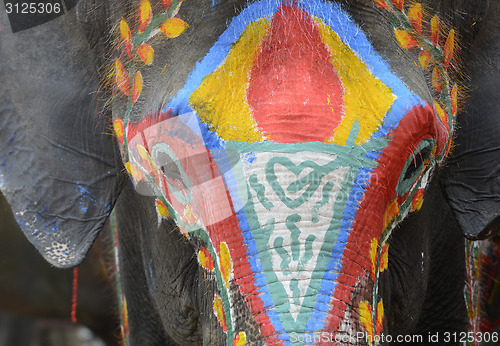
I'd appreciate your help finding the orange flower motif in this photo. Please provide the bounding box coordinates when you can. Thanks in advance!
[434,101,450,134]
[408,3,422,34]
[359,300,384,343]
[132,71,143,104]
[156,199,170,218]
[219,242,233,289]
[138,0,152,33]
[376,300,384,335]
[115,59,130,96]
[113,118,125,143]
[394,29,418,50]
[233,332,247,346]
[450,84,458,116]
[418,50,431,70]
[382,199,399,230]
[213,295,227,332]
[443,29,455,70]
[359,301,374,340]
[410,188,425,212]
[160,18,189,38]
[432,67,442,92]
[370,238,390,281]
[198,246,215,271]
[391,0,404,11]
[430,15,440,46]
[120,19,132,58]
[137,43,154,65]
[379,243,390,273]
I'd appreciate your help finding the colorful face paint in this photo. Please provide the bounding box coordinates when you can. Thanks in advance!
[116,0,455,344]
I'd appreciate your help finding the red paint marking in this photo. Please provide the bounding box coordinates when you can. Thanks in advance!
[322,104,444,335]
[71,267,78,323]
[247,5,344,143]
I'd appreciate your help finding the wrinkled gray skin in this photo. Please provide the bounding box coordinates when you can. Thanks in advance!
[1,0,500,345]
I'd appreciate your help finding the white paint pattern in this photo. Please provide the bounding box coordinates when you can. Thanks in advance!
[243,151,349,321]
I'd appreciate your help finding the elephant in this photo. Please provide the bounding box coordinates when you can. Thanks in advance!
[1,0,500,345]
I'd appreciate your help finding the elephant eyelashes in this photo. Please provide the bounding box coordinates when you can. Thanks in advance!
[404,146,432,180]
[396,139,435,196]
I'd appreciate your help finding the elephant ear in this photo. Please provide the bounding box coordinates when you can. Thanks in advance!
[441,3,500,240]
[0,7,123,267]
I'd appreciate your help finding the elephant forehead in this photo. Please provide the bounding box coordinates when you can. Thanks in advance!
[166,0,426,146]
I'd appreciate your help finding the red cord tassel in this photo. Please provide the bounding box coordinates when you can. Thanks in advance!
[71,267,78,323]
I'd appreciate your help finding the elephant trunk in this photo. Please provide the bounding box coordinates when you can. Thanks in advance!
[228,235,378,345]
[215,182,383,345]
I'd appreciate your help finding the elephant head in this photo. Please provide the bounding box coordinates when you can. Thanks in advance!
[1,0,500,344]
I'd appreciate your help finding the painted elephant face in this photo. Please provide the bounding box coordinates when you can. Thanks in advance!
[116,0,452,342]
[5,0,500,344]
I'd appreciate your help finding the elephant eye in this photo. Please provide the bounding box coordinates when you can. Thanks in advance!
[396,139,434,196]
[156,152,188,188]
[159,155,183,183]
[403,146,432,180]
[151,145,190,192]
